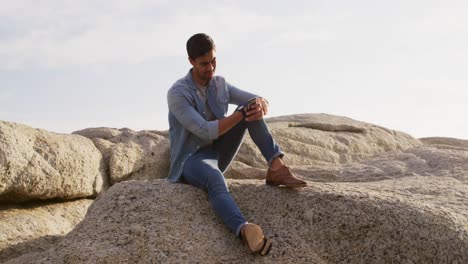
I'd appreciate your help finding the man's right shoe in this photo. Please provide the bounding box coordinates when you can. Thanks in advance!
[266,165,307,187]
[240,223,272,256]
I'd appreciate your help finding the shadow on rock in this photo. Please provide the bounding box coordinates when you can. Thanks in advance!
[0,235,62,263]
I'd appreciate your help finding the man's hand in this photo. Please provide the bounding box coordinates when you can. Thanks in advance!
[260,97,269,115]
[245,97,269,122]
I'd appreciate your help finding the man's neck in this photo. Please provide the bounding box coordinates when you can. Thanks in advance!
[191,71,209,87]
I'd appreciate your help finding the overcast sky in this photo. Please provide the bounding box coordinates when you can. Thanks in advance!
[1,0,467,139]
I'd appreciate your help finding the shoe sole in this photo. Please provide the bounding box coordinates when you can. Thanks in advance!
[260,238,273,256]
[242,224,272,256]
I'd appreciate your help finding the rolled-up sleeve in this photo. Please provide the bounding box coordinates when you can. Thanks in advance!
[168,88,219,141]
[226,81,259,105]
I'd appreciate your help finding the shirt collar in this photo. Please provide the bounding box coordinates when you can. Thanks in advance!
[185,68,213,91]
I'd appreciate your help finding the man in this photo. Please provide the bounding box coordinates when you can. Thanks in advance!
[167,33,307,256]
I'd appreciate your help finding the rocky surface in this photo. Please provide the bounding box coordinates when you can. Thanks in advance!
[5,179,467,264]
[0,121,106,202]
[73,128,170,184]
[72,114,422,181]
[0,199,93,263]
[420,136,468,150]
[226,113,422,179]
[1,114,467,263]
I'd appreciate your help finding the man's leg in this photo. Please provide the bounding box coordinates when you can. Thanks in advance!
[215,118,283,172]
[182,147,247,236]
[216,117,306,187]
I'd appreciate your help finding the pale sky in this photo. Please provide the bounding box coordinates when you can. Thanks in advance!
[1,0,467,139]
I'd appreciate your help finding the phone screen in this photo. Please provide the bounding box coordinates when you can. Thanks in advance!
[248,98,256,109]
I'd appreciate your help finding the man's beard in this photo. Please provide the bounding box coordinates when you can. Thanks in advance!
[201,70,214,81]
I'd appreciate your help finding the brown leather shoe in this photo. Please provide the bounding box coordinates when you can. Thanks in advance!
[240,223,272,256]
[266,165,307,187]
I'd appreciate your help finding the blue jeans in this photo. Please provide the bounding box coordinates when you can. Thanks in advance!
[182,118,283,236]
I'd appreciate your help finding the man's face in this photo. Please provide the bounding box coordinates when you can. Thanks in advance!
[189,49,216,84]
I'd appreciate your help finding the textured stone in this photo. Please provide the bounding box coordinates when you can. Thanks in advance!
[0,199,93,263]
[292,146,468,184]
[0,121,106,202]
[226,113,422,179]
[5,179,467,264]
[420,136,468,150]
[2,115,467,263]
[72,127,123,140]
[74,128,170,184]
[71,114,421,183]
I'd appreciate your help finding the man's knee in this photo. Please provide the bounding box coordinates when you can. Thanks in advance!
[204,172,229,193]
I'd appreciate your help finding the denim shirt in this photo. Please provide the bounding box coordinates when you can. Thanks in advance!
[167,69,258,182]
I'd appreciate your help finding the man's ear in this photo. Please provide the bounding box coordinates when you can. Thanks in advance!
[188,57,195,66]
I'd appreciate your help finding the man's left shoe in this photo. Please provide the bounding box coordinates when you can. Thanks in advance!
[240,223,272,256]
[266,165,307,187]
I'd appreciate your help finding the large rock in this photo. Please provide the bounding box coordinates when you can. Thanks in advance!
[73,114,422,182]
[291,145,468,185]
[226,113,422,179]
[73,128,170,184]
[0,199,93,263]
[0,121,106,202]
[5,176,467,264]
[2,115,467,263]
[420,136,468,150]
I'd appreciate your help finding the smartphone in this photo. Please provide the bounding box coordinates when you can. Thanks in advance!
[247,98,257,110]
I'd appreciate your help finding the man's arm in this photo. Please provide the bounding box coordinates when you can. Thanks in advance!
[168,87,244,140]
[226,81,258,105]
[225,81,269,121]
[218,111,243,136]
[168,88,219,141]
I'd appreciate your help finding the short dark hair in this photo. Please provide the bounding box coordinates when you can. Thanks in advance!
[186,33,215,60]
